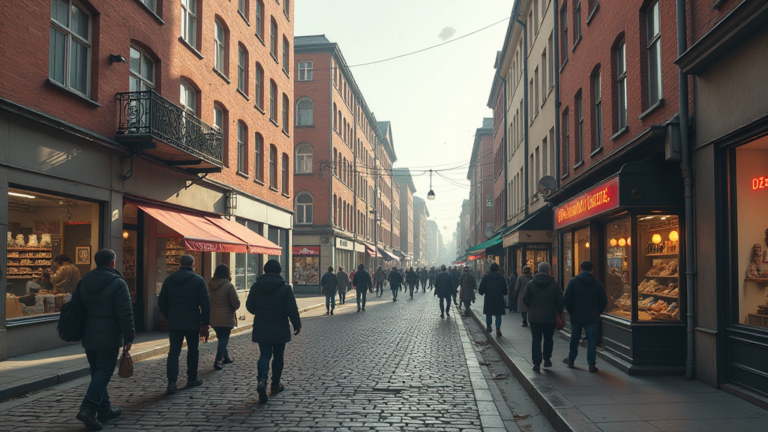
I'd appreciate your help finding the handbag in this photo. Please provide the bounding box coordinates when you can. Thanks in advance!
[118,349,133,378]
[555,312,566,330]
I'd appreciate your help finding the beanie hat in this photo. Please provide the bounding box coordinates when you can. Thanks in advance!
[264,259,282,275]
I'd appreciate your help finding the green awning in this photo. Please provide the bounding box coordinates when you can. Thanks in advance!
[466,233,503,254]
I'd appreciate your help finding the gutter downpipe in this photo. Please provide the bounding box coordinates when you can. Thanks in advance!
[513,13,529,218]
[676,0,696,381]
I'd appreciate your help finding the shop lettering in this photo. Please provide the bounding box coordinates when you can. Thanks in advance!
[753,177,768,190]
[556,188,611,223]
[553,177,620,230]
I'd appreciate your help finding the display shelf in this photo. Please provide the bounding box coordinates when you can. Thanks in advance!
[748,314,768,328]
[7,247,52,252]
[640,292,679,301]
[645,274,679,278]
[744,278,768,284]
[645,253,679,257]
[7,264,50,267]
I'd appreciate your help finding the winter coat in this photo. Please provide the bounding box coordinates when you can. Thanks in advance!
[374,270,386,283]
[449,269,461,291]
[246,273,301,344]
[522,273,564,324]
[434,271,453,299]
[514,273,533,313]
[336,271,350,293]
[406,270,419,284]
[507,275,519,295]
[564,271,608,324]
[459,273,476,302]
[388,270,403,287]
[50,262,81,294]
[321,271,338,295]
[419,269,429,281]
[208,278,241,328]
[428,269,436,281]
[478,271,507,316]
[159,267,211,331]
[353,269,373,291]
[79,266,135,350]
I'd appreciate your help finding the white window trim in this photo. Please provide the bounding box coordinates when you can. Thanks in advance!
[181,0,197,47]
[214,21,226,74]
[298,61,313,81]
[295,192,314,225]
[129,46,155,91]
[50,0,92,97]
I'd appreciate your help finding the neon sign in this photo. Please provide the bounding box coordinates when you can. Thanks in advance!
[753,177,768,190]
[554,177,620,230]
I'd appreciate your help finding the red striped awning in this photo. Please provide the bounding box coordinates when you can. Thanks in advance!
[205,217,282,255]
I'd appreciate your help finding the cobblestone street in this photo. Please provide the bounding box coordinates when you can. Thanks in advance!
[0,290,549,431]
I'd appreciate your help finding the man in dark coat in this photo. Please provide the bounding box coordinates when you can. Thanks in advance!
[522,262,564,372]
[336,267,350,304]
[405,267,419,298]
[478,263,507,335]
[76,249,134,431]
[419,267,429,292]
[321,266,338,315]
[388,267,402,301]
[159,254,211,395]
[428,267,436,289]
[434,265,453,318]
[353,264,372,312]
[563,261,608,372]
[507,271,519,312]
[374,267,386,297]
[246,259,301,403]
[459,267,476,317]
[449,266,461,306]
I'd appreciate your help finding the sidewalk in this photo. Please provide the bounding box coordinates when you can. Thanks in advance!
[0,294,328,402]
[468,299,768,432]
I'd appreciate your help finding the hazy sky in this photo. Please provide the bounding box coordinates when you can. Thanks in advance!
[295,0,513,249]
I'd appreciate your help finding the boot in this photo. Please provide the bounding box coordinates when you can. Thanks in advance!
[76,410,103,431]
[257,379,268,403]
[213,361,223,371]
[271,382,285,394]
[96,406,122,422]
[166,381,177,395]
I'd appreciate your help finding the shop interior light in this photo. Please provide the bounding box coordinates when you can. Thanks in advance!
[585,242,590,248]
[669,230,679,242]
[122,231,129,239]
[661,217,667,220]
[610,238,617,246]
[652,233,662,244]
[627,237,631,246]
[618,238,627,247]
[8,191,36,199]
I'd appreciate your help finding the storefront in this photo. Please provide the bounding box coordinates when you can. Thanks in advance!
[502,207,556,279]
[553,156,686,375]
[292,246,320,287]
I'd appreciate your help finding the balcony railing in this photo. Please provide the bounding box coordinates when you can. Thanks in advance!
[116,90,223,167]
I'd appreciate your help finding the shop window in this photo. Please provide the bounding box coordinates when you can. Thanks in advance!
[574,226,590,277]
[605,217,632,319]
[235,220,262,291]
[636,215,680,321]
[563,231,573,286]
[292,247,319,286]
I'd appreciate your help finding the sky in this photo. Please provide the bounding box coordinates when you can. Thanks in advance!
[295,0,513,250]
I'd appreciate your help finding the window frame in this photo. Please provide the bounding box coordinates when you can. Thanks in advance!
[129,45,155,91]
[214,20,227,75]
[237,121,247,174]
[560,4,568,65]
[298,61,313,81]
[616,40,628,130]
[270,17,278,60]
[255,62,264,110]
[296,97,313,126]
[180,79,197,114]
[593,69,603,151]
[574,1,582,45]
[254,133,264,181]
[269,144,278,189]
[295,143,313,174]
[282,37,290,74]
[255,0,264,41]
[646,0,662,106]
[180,0,197,48]
[281,153,289,194]
[295,192,314,225]
[575,92,584,165]
[282,93,289,134]
[49,0,93,97]
[237,44,248,94]
[269,80,277,122]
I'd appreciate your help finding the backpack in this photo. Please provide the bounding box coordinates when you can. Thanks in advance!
[57,285,85,342]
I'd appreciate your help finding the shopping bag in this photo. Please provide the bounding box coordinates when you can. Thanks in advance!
[555,312,566,330]
[118,349,133,378]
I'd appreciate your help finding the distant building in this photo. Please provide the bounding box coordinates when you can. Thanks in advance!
[412,197,429,266]
[393,168,416,266]
[426,220,439,265]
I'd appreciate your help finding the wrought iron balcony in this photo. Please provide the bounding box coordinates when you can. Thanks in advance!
[116,90,223,172]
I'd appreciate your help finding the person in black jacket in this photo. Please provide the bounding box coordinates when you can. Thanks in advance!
[478,263,507,335]
[246,259,301,403]
[159,254,211,395]
[522,262,564,372]
[353,264,372,312]
[405,267,418,299]
[434,265,453,318]
[428,267,436,289]
[388,267,402,301]
[563,261,608,372]
[75,249,134,431]
[449,267,461,306]
[419,267,429,292]
[320,266,338,315]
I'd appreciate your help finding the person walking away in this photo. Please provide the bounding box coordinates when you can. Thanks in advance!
[321,267,338,315]
[419,267,429,292]
[75,249,134,431]
[400,268,407,292]
[246,259,301,403]
[507,271,519,312]
[428,267,436,289]
[336,267,349,304]
[434,265,453,318]
[374,267,386,297]
[353,264,372,311]
[349,269,356,293]
[563,261,607,372]
[44,254,81,294]
[388,267,402,301]
[459,267,476,317]
[449,266,461,306]
[522,262,564,372]
[515,266,533,326]
[405,267,418,299]
[478,263,507,335]
[159,254,211,395]
[208,264,240,371]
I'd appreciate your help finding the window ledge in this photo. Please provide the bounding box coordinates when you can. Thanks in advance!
[238,10,251,26]
[45,79,101,107]
[572,36,582,53]
[254,179,265,185]
[295,172,313,175]
[586,2,600,25]
[560,172,570,180]
[282,130,290,137]
[560,58,569,73]
[237,88,250,100]
[295,124,315,128]
[639,98,665,120]
[610,126,629,141]
[270,119,280,127]
[236,171,250,179]
[133,0,164,24]
[271,53,279,64]
[269,186,279,192]
[178,37,204,59]
[213,68,231,84]
[590,146,603,158]
[254,104,265,115]
[282,68,290,79]
[255,33,266,46]
[282,192,290,198]
[573,161,584,170]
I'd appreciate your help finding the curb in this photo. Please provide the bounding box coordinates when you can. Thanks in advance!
[0,301,326,403]
[468,307,600,432]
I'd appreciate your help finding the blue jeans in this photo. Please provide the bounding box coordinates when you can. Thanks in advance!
[486,314,502,329]
[257,343,286,384]
[391,284,399,299]
[325,294,336,311]
[338,291,346,303]
[356,289,367,309]
[80,348,119,414]
[439,297,451,314]
[521,311,528,322]
[213,326,232,362]
[568,322,598,365]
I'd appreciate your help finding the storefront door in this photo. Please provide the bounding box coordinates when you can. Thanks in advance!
[122,225,144,332]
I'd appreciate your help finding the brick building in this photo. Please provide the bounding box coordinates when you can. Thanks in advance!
[0,0,292,358]
[465,118,496,273]
[393,168,416,266]
[412,196,429,266]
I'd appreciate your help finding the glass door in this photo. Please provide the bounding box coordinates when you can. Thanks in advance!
[122,226,144,332]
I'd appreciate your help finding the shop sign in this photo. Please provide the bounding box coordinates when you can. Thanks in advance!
[554,177,620,230]
[336,237,354,250]
[752,176,768,190]
[503,230,553,247]
[292,246,320,256]
[526,244,550,250]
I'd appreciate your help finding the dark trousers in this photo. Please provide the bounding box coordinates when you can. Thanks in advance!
[376,281,384,296]
[420,279,427,291]
[80,348,119,413]
[356,288,367,309]
[530,323,556,366]
[439,297,451,314]
[213,326,232,363]
[257,343,286,384]
[408,283,415,296]
[391,283,399,299]
[451,291,458,305]
[167,329,200,382]
[338,291,346,303]
[325,293,336,311]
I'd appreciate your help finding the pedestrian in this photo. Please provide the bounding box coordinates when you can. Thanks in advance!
[507,271,519,312]
[321,266,338,315]
[349,269,356,293]
[400,268,407,292]
[522,262,564,372]
[449,266,461,306]
[419,267,429,292]
[353,264,372,312]
[388,267,402,301]
[563,261,607,372]
[514,266,533,327]
[374,267,386,297]
[159,254,210,395]
[405,267,418,299]
[428,266,436,289]
[478,263,507,336]
[336,267,349,304]
[43,254,81,294]
[459,267,476,317]
[246,259,302,403]
[434,265,453,318]
[75,249,134,431]
[208,264,241,371]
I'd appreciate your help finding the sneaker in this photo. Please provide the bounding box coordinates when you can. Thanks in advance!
[223,357,234,364]
[185,377,203,388]
[166,381,177,395]
[563,357,574,368]
[446,312,450,317]
[486,326,492,333]
[544,359,553,367]
[213,361,223,371]
[271,383,285,394]
[496,329,503,337]
[76,410,103,431]
[589,364,599,373]
[96,406,122,422]
[257,379,268,403]
[532,364,541,373]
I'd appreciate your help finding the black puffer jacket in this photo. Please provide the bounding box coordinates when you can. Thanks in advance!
[434,271,453,299]
[388,270,402,286]
[522,273,564,324]
[79,267,135,350]
[564,271,608,324]
[158,267,211,330]
[449,269,461,291]
[478,271,507,316]
[353,269,373,291]
[321,271,338,295]
[246,273,301,344]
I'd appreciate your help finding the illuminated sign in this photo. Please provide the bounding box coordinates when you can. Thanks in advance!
[292,246,320,256]
[554,177,620,230]
[753,177,768,190]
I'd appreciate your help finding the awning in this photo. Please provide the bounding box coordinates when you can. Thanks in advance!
[132,201,246,253]
[365,245,377,257]
[205,217,282,255]
[466,233,503,254]
[378,247,400,262]
[467,252,486,261]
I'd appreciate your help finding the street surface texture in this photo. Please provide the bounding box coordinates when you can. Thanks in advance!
[0,288,552,431]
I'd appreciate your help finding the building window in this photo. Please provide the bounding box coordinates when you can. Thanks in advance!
[646,1,662,105]
[237,45,247,94]
[296,193,313,224]
[548,32,554,88]
[282,153,289,194]
[296,143,312,173]
[575,2,582,44]
[282,94,289,133]
[269,80,277,122]
[282,37,290,74]
[592,69,602,151]
[141,0,157,12]
[237,121,247,174]
[576,92,584,164]
[298,61,313,81]
[180,79,196,113]
[269,144,277,188]
[213,106,224,130]
[255,0,264,40]
[296,97,313,126]
[332,103,337,130]
[534,67,539,114]
[560,4,568,63]
[270,18,278,59]
[129,46,155,91]
[254,133,263,181]
[283,0,290,18]
[541,49,547,101]
[616,40,627,129]
[180,0,197,47]
[50,0,92,96]
[214,21,226,74]
[255,62,264,109]
[238,0,247,16]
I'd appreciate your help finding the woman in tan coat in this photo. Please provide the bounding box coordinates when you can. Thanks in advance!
[515,266,533,327]
[208,264,241,370]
